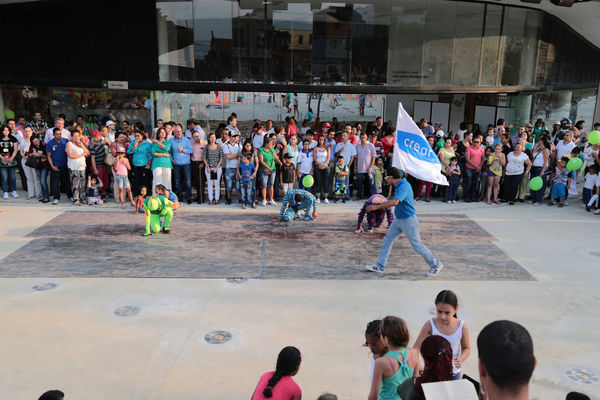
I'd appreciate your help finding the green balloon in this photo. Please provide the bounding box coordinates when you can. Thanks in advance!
[302,174,314,188]
[566,157,582,171]
[529,176,543,191]
[588,130,600,145]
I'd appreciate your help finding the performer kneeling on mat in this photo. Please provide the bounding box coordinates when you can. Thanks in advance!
[355,194,394,233]
[143,189,176,236]
[278,189,318,222]
[365,167,443,276]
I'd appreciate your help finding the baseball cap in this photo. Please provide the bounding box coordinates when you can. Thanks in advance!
[91,130,101,137]
[106,120,115,127]
[436,131,444,137]
[322,122,331,128]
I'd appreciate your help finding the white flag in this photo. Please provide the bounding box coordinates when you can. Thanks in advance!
[392,103,448,186]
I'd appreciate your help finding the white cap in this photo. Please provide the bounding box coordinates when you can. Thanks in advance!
[106,120,115,127]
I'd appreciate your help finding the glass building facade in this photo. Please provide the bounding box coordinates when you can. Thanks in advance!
[155,0,600,91]
[1,0,599,130]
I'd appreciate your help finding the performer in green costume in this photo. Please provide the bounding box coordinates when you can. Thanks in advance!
[142,194,174,236]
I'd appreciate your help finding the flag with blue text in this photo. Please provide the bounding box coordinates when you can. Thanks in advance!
[393,103,448,185]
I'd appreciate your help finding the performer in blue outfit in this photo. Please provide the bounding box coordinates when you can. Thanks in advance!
[278,189,318,222]
[365,167,444,277]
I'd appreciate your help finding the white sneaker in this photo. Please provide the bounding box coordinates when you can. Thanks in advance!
[3,192,8,199]
[595,209,600,215]
[11,191,19,198]
[324,198,329,204]
[269,200,278,206]
[365,264,385,274]
[427,263,444,277]
[316,198,320,204]
[261,200,267,206]
[564,201,569,206]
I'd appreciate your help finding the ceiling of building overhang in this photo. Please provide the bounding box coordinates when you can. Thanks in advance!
[1,0,598,48]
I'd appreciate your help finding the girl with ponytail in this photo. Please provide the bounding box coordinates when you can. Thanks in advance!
[251,346,302,400]
[413,290,471,380]
[397,335,453,400]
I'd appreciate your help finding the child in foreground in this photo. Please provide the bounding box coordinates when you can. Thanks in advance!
[251,346,302,400]
[413,290,471,380]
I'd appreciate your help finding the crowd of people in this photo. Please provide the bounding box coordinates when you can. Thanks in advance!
[0,110,598,215]
[1,111,599,215]
[247,290,589,400]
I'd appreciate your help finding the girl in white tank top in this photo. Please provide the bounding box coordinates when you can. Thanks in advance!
[413,290,471,379]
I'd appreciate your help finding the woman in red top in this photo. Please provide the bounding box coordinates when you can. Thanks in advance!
[285,117,297,141]
[252,346,302,400]
[380,126,396,168]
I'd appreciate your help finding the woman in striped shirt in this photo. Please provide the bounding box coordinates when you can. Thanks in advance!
[202,132,224,205]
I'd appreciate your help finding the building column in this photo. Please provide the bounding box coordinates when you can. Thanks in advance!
[594,82,600,124]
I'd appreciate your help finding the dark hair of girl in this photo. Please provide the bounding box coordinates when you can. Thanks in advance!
[414,335,453,400]
[380,316,409,347]
[263,346,302,398]
[435,290,458,318]
[243,138,255,154]
[365,319,381,338]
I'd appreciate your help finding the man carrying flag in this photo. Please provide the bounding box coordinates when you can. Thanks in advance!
[365,103,445,276]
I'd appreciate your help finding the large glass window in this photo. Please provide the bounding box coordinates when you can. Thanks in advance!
[157,0,195,81]
[388,0,425,86]
[155,0,599,92]
[452,2,484,86]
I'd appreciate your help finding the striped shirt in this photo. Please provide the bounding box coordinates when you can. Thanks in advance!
[89,141,106,168]
[203,145,224,169]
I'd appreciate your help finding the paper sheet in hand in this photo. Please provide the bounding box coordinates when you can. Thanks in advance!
[422,379,478,400]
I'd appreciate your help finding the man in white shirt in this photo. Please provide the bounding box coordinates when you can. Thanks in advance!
[43,118,71,144]
[252,123,266,149]
[223,133,242,204]
[433,123,444,139]
[556,130,576,159]
[216,127,230,145]
[226,115,240,136]
[165,122,175,141]
[265,119,275,135]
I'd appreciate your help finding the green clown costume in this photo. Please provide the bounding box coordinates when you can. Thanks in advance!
[143,195,174,236]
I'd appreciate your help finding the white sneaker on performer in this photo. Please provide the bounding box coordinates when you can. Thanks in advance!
[11,191,19,198]
[316,198,320,204]
[269,200,277,206]
[261,200,267,206]
[324,198,329,204]
[3,192,8,199]
[365,264,385,274]
[427,263,444,277]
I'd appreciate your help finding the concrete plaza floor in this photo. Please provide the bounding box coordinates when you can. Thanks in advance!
[0,195,599,399]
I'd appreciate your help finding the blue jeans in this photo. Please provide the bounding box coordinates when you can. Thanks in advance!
[376,215,440,271]
[259,169,276,188]
[447,175,460,201]
[356,172,372,199]
[464,168,476,201]
[314,167,330,197]
[36,166,49,199]
[172,163,192,201]
[240,180,252,205]
[530,166,547,203]
[225,167,238,193]
[0,167,16,193]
